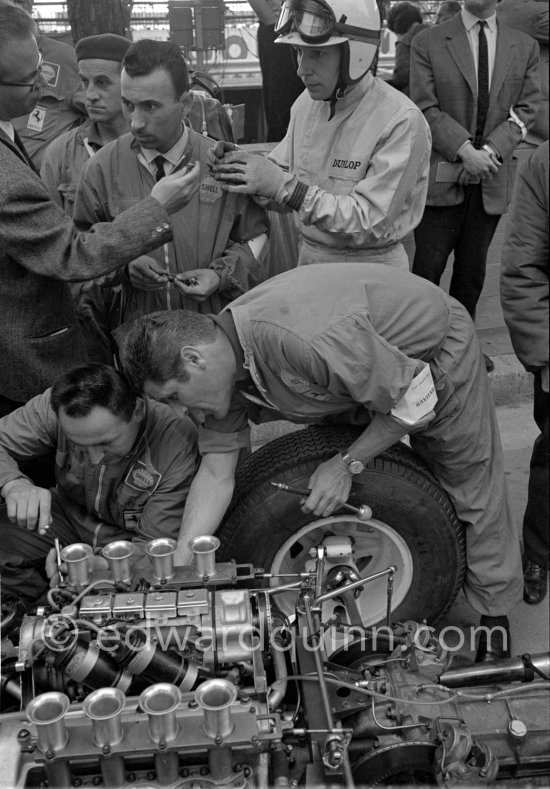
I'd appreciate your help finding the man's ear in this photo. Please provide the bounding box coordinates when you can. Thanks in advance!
[180,346,206,369]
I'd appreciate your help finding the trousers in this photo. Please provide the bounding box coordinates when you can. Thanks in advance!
[523,371,550,566]
[413,184,501,317]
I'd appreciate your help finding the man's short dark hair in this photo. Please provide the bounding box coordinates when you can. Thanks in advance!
[0,2,37,76]
[435,0,461,23]
[122,39,189,98]
[50,364,138,422]
[121,311,218,391]
[7,0,33,14]
[387,2,423,35]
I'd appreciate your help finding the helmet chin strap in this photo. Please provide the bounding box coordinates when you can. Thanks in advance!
[325,76,349,120]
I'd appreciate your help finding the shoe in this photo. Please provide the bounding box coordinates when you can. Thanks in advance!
[475,615,511,662]
[483,354,494,372]
[523,560,548,605]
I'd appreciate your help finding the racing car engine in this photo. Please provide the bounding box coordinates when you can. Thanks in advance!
[1,535,549,788]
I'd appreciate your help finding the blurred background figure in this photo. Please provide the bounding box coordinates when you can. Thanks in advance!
[387,1,430,96]
[435,0,462,25]
[41,33,131,214]
[410,0,541,371]
[497,0,549,147]
[501,141,549,606]
[10,0,84,169]
[248,0,304,141]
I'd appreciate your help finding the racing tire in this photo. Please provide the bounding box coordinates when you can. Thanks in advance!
[217,425,465,627]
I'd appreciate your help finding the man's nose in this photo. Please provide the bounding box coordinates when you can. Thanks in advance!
[297,52,312,75]
[131,110,146,131]
[86,83,100,101]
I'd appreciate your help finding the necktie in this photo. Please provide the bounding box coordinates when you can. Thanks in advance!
[153,154,166,182]
[474,20,489,148]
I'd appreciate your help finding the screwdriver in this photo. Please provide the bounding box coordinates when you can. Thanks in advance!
[270,481,373,521]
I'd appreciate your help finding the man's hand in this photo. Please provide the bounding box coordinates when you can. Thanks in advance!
[2,479,52,534]
[150,161,201,214]
[173,269,221,301]
[128,256,169,290]
[206,140,239,169]
[458,144,500,180]
[210,152,285,198]
[301,455,352,518]
[457,167,481,187]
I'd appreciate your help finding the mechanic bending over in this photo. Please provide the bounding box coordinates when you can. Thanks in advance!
[0,364,198,606]
[209,0,430,269]
[122,264,521,663]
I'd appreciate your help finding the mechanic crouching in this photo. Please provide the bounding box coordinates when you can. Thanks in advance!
[121,264,522,663]
[0,364,198,606]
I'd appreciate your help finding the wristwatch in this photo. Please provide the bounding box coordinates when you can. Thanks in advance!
[340,451,365,475]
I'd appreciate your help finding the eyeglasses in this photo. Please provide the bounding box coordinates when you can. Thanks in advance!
[0,53,43,88]
[275,0,378,45]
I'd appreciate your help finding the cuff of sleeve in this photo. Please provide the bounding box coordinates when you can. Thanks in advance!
[286,181,310,212]
[209,244,255,292]
[1,474,31,499]
[272,171,300,204]
[198,426,251,454]
[456,139,473,159]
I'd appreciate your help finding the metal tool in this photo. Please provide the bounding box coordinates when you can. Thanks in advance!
[270,481,372,521]
[153,271,199,287]
[54,537,65,582]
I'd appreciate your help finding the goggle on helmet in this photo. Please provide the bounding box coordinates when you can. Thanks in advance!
[275,0,379,47]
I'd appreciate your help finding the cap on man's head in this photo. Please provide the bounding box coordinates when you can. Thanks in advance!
[75,33,131,63]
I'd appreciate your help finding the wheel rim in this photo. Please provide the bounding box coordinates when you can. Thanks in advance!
[269,515,414,627]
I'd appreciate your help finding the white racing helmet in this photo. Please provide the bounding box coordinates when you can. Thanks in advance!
[275,0,381,86]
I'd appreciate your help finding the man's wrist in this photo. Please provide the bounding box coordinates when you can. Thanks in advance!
[457,140,474,160]
[482,143,502,163]
[1,476,31,499]
[286,181,309,212]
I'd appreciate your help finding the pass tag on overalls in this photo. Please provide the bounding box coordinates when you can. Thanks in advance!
[27,106,46,131]
[390,365,437,426]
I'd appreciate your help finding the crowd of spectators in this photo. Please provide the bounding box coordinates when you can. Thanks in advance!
[0,0,548,663]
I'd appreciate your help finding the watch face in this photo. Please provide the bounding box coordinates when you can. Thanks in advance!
[349,459,364,474]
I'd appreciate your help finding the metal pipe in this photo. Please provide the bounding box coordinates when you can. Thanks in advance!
[60,543,93,586]
[99,752,126,788]
[313,566,397,607]
[154,751,180,786]
[102,540,135,584]
[208,746,234,783]
[145,538,176,582]
[195,678,237,740]
[302,596,335,733]
[191,535,220,580]
[26,691,70,753]
[268,639,289,709]
[82,687,125,747]
[139,683,181,744]
[440,652,550,688]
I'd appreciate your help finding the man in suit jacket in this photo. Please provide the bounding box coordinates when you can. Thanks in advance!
[497,0,549,147]
[0,3,200,416]
[410,0,540,369]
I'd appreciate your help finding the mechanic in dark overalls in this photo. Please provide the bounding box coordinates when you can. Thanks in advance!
[0,364,198,605]
[122,264,522,662]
